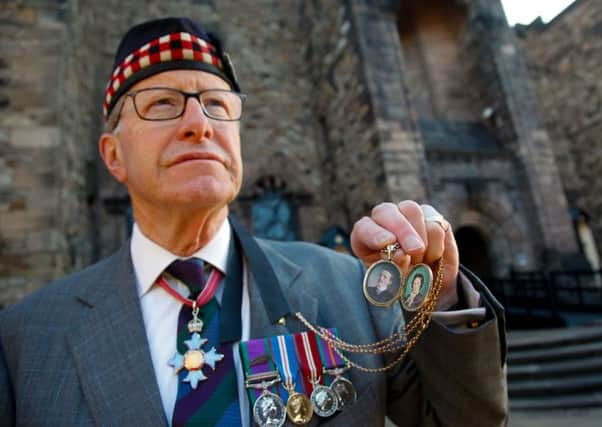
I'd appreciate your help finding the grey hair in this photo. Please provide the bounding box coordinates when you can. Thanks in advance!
[104,96,126,133]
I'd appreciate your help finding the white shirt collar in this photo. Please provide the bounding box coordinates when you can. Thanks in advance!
[130,219,232,297]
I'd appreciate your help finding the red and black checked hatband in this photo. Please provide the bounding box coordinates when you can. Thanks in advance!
[103,31,225,120]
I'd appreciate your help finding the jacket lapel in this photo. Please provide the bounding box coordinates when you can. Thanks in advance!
[67,244,167,426]
[229,216,319,339]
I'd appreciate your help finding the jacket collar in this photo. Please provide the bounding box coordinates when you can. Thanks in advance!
[69,244,167,426]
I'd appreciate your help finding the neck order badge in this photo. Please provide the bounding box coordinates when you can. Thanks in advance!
[158,266,225,388]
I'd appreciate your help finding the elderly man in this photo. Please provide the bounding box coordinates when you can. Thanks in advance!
[0,18,507,427]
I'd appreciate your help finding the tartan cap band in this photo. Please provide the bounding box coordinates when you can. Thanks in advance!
[103,18,240,120]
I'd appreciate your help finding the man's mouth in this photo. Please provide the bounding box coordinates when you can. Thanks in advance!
[170,152,224,166]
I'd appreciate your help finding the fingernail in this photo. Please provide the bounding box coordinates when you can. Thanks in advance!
[374,232,393,246]
[402,235,424,252]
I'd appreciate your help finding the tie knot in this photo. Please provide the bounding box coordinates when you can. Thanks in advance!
[166,258,208,297]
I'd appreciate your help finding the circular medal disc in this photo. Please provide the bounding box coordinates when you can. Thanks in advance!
[310,385,338,418]
[253,392,286,427]
[401,263,433,312]
[330,377,357,410]
[286,392,314,425]
[363,259,404,308]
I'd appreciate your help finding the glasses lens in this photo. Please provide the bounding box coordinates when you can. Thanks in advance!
[134,88,184,120]
[200,90,243,121]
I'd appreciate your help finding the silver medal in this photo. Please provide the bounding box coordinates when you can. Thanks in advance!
[330,376,357,410]
[253,391,286,427]
[310,384,338,417]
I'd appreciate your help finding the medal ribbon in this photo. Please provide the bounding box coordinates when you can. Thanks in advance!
[240,337,281,404]
[316,328,345,385]
[294,331,324,394]
[271,333,302,402]
[157,267,223,308]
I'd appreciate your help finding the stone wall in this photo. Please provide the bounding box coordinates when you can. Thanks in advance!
[1,0,594,307]
[302,0,384,229]
[466,0,579,263]
[518,0,602,256]
[428,151,537,274]
[346,0,430,206]
[398,0,484,122]
[0,1,68,305]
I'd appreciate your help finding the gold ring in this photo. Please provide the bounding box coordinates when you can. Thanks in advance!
[425,214,449,232]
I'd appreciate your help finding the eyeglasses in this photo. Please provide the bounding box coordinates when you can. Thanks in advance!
[125,87,247,122]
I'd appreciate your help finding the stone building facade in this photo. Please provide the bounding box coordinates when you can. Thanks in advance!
[0,0,589,306]
[516,0,602,264]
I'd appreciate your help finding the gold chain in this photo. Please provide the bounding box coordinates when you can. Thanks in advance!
[295,258,444,373]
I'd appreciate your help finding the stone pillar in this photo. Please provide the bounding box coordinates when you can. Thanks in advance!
[469,0,579,259]
[347,0,430,203]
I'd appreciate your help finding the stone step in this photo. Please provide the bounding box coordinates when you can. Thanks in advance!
[509,372,602,398]
[508,355,602,380]
[508,340,602,365]
[511,392,602,410]
[508,325,602,351]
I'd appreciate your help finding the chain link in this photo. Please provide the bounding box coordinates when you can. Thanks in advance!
[295,258,444,373]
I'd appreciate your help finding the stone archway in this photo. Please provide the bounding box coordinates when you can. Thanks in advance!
[455,226,492,280]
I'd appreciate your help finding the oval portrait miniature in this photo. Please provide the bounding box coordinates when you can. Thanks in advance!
[363,260,403,307]
[401,264,433,312]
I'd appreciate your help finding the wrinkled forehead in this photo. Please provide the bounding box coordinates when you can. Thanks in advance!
[129,69,232,92]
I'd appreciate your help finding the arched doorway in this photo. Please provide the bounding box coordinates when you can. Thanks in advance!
[455,226,493,280]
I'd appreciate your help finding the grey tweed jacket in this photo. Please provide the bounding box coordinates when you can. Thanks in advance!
[0,232,507,426]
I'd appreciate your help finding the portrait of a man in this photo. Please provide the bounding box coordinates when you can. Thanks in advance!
[363,261,402,307]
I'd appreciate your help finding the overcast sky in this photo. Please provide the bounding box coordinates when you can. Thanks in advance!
[500,0,576,25]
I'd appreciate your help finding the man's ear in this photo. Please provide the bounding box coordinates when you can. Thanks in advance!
[99,132,127,183]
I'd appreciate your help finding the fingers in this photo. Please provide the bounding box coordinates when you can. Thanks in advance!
[350,201,460,309]
[421,204,448,265]
[350,213,411,267]
[351,202,427,267]
[350,215,396,264]
[372,202,425,256]
[351,201,454,270]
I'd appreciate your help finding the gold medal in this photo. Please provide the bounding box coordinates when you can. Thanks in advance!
[363,244,404,307]
[284,383,313,425]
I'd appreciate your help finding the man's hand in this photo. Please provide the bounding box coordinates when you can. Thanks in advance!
[350,201,459,310]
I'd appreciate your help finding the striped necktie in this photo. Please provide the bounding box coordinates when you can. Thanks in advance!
[167,259,241,426]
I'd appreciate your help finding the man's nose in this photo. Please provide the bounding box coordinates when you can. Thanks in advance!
[176,96,213,142]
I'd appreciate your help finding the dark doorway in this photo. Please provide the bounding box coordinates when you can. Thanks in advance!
[455,226,492,280]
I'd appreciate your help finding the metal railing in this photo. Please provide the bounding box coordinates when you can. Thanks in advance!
[489,270,602,316]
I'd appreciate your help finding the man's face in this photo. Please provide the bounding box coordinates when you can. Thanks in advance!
[378,270,393,288]
[101,70,243,213]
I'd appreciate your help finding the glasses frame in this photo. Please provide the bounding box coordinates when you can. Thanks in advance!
[125,87,248,122]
